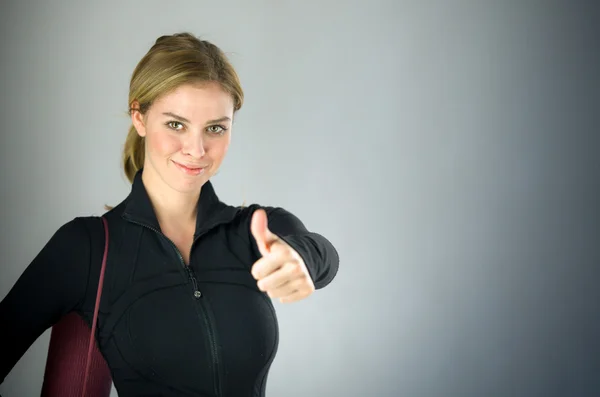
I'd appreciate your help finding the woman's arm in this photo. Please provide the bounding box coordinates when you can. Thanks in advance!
[0,218,92,384]
[248,205,339,290]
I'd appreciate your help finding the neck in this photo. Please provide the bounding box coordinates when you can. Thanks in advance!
[141,168,199,227]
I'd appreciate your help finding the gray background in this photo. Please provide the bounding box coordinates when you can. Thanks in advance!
[1,1,599,396]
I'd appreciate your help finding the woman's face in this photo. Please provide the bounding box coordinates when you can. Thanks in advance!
[131,82,234,194]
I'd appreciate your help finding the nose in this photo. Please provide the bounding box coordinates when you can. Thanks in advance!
[182,132,206,158]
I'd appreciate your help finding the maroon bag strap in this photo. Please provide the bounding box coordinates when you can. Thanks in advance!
[81,216,109,397]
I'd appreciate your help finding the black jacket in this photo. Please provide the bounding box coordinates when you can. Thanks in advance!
[0,171,339,396]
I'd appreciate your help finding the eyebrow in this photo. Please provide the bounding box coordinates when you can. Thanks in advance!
[162,112,231,124]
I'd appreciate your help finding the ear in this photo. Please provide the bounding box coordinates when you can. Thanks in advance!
[130,100,147,138]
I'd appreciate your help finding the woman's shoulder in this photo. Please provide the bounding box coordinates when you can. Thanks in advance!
[53,216,104,243]
[9,216,106,316]
[42,216,106,269]
[50,216,109,302]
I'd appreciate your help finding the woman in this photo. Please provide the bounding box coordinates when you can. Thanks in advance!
[0,32,339,396]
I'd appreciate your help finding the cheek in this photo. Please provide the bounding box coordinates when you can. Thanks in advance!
[220,134,232,154]
[211,138,230,160]
[147,132,181,157]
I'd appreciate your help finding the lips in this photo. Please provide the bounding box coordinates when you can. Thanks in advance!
[173,161,207,175]
[179,163,204,170]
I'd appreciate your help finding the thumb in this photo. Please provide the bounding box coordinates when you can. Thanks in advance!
[251,208,277,256]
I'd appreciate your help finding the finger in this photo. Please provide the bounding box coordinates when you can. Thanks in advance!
[251,251,285,280]
[266,279,304,299]
[279,288,311,304]
[250,209,278,257]
[257,262,304,291]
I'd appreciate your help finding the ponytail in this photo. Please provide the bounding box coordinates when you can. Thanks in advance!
[122,124,145,184]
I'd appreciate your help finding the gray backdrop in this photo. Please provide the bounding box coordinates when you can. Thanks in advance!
[1,1,599,396]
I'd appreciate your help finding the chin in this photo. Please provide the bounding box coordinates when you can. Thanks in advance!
[170,170,210,193]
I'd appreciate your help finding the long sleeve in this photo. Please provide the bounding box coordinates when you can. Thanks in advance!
[0,218,92,384]
[249,206,339,290]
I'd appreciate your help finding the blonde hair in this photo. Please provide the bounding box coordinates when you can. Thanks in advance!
[123,32,244,183]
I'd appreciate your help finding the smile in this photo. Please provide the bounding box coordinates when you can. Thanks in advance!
[173,161,206,176]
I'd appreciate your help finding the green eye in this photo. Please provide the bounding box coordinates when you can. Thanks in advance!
[207,125,228,135]
[166,121,184,131]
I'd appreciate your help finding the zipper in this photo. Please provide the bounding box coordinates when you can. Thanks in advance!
[124,218,222,396]
[185,265,202,298]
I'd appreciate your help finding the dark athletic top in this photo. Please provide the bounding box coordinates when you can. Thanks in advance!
[0,170,339,396]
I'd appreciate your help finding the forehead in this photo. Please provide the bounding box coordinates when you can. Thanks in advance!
[151,82,234,120]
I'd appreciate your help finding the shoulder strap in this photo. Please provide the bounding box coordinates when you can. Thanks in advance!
[81,216,109,397]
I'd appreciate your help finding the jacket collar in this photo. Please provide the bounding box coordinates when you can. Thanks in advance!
[121,169,240,239]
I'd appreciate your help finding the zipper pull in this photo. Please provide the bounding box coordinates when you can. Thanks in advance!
[186,266,202,299]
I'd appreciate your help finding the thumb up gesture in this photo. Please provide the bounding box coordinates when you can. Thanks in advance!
[250,209,315,303]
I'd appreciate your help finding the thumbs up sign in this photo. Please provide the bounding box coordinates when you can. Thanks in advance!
[250,209,315,303]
